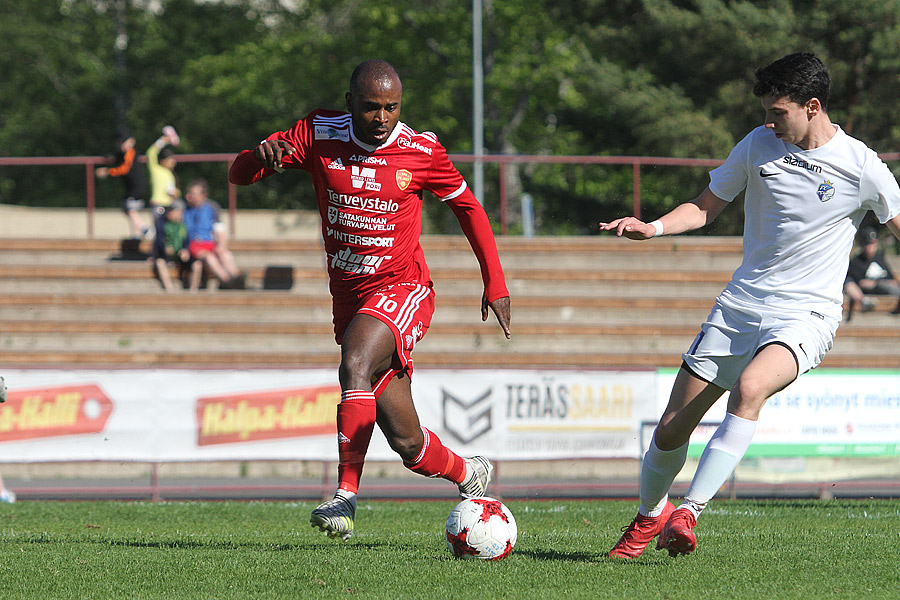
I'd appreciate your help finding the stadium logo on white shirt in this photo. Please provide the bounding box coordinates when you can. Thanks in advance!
[816,180,835,202]
[783,155,822,173]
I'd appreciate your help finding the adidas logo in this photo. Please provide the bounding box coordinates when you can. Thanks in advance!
[328,158,345,170]
[338,432,351,444]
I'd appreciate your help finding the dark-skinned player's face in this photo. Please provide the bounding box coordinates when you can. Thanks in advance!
[346,75,402,147]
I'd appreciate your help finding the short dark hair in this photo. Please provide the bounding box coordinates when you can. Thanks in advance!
[858,227,879,245]
[753,53,830,109]
[158,147,175,161]
[187,178,208,194]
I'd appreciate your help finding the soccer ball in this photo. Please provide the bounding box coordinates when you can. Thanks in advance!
[445,496,517,560]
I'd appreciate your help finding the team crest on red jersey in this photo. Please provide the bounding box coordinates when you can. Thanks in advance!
[396,169,413,190]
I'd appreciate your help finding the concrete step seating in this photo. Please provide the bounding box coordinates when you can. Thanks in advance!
[0,236,897,369]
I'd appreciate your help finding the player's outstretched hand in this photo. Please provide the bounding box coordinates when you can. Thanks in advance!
[598,216,655,240]
[483,294,511,339]
[254,140,296,171]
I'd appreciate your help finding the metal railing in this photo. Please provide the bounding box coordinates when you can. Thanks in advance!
[3,152,898,237]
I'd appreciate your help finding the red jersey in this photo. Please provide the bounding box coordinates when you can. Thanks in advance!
[230,109,508,304]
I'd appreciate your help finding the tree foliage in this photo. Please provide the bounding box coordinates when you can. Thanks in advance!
[4,0,900,235]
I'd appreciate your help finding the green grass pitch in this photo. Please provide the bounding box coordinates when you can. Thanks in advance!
[1,499,898,599]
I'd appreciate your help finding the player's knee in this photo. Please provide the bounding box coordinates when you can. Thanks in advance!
[729,377,769,419]
[654,419,688,450]
[338,351,376,387]
[733,376,767,404]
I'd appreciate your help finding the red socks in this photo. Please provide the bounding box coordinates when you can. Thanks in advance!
[337,393,466,492]
[404,427,467,484]
[336,390,376,494]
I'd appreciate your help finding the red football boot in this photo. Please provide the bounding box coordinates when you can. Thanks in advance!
[607,501,675,558]
[657,507,697,556]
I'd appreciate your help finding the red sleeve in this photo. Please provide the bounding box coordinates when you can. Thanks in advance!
[228,149,271,185]
[421,138,507,301]
[228,114,313,185]
[445,187,509,302]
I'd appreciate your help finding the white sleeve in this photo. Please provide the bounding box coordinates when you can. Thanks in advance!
[859,154,900,223]
[708,131,752,203]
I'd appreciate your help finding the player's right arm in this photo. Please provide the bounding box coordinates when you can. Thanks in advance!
[229,114,318,185]
[599,187,729,239]
[229,140,297,185]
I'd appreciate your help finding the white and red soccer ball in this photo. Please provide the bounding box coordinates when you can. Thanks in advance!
[445,497,517,560]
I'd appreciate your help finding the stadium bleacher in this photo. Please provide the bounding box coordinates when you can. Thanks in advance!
[0,235,897,369]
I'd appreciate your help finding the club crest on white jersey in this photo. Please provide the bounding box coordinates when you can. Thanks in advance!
[816,180,835,202]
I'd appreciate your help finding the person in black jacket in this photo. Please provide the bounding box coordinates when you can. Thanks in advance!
[96,131,151,239]
[844,227,900,316]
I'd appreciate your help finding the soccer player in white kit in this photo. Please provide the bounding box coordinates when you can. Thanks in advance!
[600,53,900,558]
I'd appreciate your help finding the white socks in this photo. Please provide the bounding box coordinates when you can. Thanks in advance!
[638,436,689,517]
[681,412,757,518]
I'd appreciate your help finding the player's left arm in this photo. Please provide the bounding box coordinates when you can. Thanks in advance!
[445,189,511,339]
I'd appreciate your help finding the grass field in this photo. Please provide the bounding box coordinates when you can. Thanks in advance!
[1,498,898,599]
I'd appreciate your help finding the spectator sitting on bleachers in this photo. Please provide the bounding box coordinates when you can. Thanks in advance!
[183,179,245,289]
[151,199,201,292]
[844,227,900,318]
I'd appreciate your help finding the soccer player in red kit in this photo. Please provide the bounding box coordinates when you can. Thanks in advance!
[229,59,511,541]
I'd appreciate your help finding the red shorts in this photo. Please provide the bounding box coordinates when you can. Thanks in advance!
[189,240,217,258]
[334,282,435,394]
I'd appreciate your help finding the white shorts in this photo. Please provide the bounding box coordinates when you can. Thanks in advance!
[682,298,839,390]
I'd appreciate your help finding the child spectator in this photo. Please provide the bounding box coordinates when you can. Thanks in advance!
[184,179,245,289]
[96,130,150,239]
[151,200,200,292]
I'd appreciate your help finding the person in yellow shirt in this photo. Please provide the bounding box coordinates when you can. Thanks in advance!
[146,125,181,213]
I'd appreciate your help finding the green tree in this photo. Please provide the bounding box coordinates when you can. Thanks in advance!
[4,0,900,237]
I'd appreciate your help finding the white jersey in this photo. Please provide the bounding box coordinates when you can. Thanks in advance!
[709,125,900,319]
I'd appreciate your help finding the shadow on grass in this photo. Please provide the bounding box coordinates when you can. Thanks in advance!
[20,535,358,552]
[515,548,600,562]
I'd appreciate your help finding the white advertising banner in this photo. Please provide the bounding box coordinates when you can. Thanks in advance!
[654,369,900,458]
[0,369,658,462]
[6,368,896,462]
[412,369,657,460]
